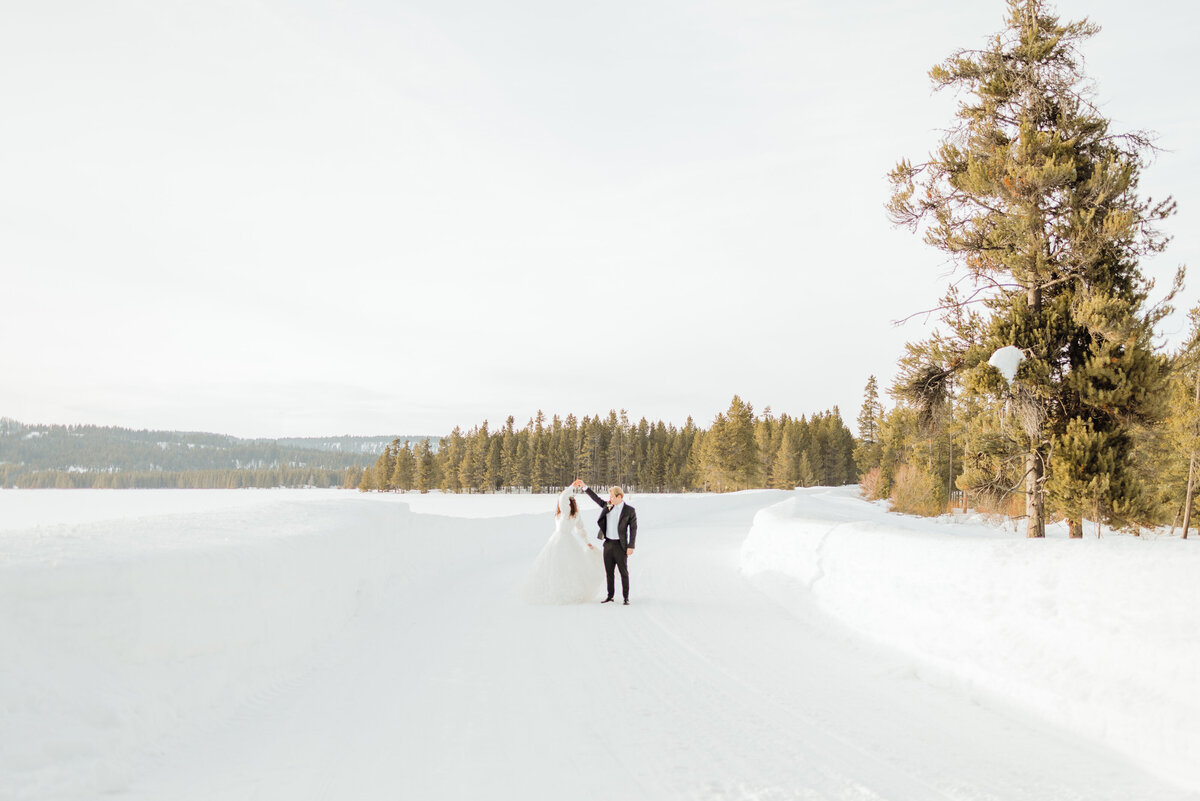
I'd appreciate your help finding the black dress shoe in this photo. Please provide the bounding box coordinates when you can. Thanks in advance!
[601,598,614,604]
[623,600,630,605]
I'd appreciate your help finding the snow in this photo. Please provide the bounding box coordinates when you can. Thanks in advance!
[742,486,1200,794]
[0,488,346,534]
[988,345,1025,383]
[2,487,1197,800]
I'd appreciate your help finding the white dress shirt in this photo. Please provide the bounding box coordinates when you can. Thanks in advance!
[606,501,624,540]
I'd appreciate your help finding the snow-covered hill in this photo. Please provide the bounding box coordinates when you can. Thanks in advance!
[2,488,1196,800]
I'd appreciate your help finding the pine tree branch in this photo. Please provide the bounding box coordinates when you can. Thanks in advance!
[892,281,1019,326]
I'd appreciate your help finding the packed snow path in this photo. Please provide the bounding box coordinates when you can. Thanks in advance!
[2,489,1195,800]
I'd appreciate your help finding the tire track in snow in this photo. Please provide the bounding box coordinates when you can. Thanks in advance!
[617,519,959,801]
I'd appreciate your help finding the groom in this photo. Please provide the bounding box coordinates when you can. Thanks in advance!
[572,479,636,605]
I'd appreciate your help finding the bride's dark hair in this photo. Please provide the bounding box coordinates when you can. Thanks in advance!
[567,497,578,517]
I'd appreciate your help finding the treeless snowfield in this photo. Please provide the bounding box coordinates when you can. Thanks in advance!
[1,488,1196,800]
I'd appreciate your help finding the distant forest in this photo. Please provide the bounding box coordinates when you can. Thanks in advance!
[0,419,428,489]
[2,400,859,493]
[357,396,858,494]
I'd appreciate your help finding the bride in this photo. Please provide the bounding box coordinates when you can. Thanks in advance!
[523,485,604,604]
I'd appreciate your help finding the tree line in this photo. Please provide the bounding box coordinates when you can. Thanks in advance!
[858,305,1200,536]
[356,396,857,494]
[1,465,358,490]
[0,418,416,489]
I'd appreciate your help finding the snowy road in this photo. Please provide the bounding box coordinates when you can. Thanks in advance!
[3,489,1196,800]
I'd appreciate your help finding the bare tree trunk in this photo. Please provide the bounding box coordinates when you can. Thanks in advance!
[1182,453,1196,540]
[948,436,954,512]
[1023,281,1046,539]
[1182,369,1200,540]
[962,434,970,512]
[1026,448,1046,538]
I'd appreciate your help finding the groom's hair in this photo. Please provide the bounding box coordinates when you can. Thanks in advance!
[609,486,624,498]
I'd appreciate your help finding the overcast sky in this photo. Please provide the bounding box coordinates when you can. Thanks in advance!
[1,0,1195,438]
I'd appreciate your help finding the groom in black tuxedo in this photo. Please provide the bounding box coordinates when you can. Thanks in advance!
[572,479,636,605]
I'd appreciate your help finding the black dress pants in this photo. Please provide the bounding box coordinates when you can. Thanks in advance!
[603,539,629,601]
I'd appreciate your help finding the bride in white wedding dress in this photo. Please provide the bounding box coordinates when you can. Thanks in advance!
[523,485,604,604]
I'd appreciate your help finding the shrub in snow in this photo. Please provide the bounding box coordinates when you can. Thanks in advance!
[889,463,945,517]
[859,467,886,501]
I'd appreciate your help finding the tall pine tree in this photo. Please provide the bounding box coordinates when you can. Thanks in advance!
[889,0,1178,536]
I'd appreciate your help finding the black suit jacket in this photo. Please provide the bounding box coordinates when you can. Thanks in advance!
[584,487,637,550]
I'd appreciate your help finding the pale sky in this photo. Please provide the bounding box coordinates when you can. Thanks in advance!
[2,0,1195,438]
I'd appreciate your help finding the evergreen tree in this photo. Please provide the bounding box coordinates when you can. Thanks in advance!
[575,416,593,482]
[755,408,776,489]
[771,425,799,489]
[854,376,884,475]
[1046,417,1116,536]
[615,410,633,487]
[857,377,882,443]
[586,418,606,486]
[485,437,502,492]
[530,411,547,493]
[390,443,416,490]
[699,396,760,491]
[441,427,465,492]
[673,417,698,490]
[651,421,669,490]
[416,440,434,493]
[457,429,479,493]
[501,417,518,489]
[472,422,491,492]
[563,414,579,486]
[358,465,375,492]
[954,393,1023,510]
[796,452,817,488]
[375,442,397,491]
[888,0,1178,536]
[635,417,651,489]
[1166,304,1200,537]
[515,433,532,490]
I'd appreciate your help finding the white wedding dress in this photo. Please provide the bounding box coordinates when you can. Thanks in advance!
[523,487,604,604]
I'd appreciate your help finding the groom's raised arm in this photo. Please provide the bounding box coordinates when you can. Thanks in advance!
[581,484,607,508]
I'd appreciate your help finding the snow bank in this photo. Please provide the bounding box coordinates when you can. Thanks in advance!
[0,494,424,800]
[741,486,1200,794]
